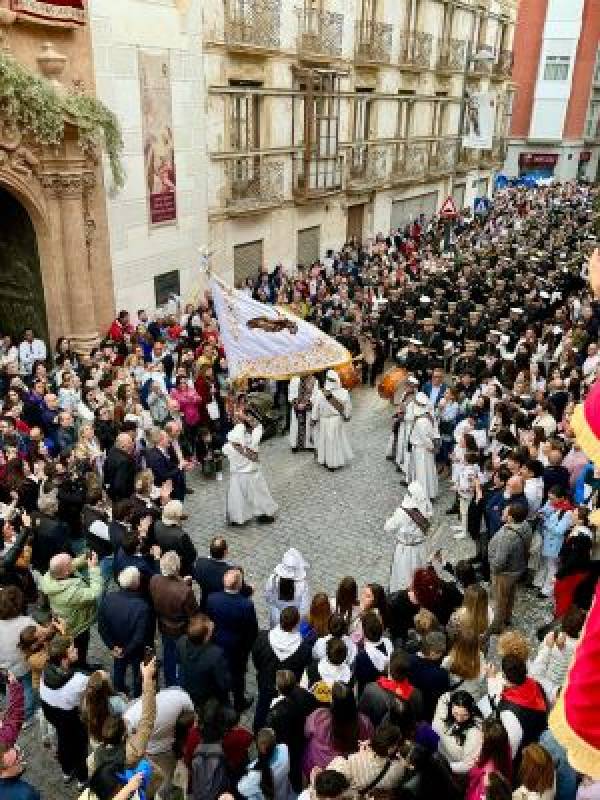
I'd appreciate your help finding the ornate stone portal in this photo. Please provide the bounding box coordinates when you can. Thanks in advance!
[0,6,115,352]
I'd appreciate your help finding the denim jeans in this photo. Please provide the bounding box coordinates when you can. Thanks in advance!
[20,672,35,720]
[162,633,180,687]
[113,653,143,697]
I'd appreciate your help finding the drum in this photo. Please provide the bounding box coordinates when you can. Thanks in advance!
[335,362,360,390]
[377,367,408,400]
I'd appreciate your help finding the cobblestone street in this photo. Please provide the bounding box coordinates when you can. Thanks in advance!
[18,385,553,797]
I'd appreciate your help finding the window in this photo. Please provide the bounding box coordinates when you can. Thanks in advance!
[543,56,570,81]
[585,89,600,139]
[154,270,180,307]
[593,47,600,85]
[229,81,262,152]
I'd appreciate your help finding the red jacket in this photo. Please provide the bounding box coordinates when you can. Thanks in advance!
[0,680,24,748]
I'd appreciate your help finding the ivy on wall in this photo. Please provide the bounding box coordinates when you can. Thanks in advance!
[0,52,125,189]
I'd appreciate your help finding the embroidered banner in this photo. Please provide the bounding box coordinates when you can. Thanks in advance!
[11,0,85,26]
[211,278,351,381]
[138,50,177,226]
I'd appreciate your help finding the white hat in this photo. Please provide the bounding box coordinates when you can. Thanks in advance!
[162,499,187,525]
[325,370,341,389]
[274,548,308,581]
[401,481,433,519]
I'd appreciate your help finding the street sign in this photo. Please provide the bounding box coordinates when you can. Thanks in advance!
[440,195,458,219]
[474,196,490,215]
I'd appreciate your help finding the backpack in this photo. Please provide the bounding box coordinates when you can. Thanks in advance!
[305,661,333,705]
[190,745,232,800]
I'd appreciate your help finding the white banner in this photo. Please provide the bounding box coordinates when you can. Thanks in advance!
[211,278,351,380]
[462,91,495,150]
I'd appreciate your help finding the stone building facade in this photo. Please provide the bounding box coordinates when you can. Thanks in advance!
[0,0,114,350]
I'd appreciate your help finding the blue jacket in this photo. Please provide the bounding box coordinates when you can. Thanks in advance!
[540,502,574,558]
[0,778,41,800]
[484,488,507,537]
[98,588,154,657]
[206,591,258,656]
[422,382,447,407]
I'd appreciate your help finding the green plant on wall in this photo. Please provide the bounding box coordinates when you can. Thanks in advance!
[0,52,124,189]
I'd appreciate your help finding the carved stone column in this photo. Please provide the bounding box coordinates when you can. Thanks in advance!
[41,172,99,353]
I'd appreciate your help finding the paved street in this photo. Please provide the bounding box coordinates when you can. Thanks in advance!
[18,385,553,797]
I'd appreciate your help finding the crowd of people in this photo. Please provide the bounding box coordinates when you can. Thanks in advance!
[0,182,599,800]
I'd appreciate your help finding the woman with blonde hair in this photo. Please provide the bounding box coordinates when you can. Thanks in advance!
[448,584,491,643]
[513,744,555,800]
[442,629,487,700]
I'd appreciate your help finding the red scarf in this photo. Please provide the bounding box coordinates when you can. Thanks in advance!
[377,676,414,700]
[551,499,575,513]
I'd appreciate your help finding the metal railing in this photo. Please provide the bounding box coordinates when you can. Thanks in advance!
[347,144,389,188]
[293,154,343,197]
[224,157,284,212]
[224,0,281,50]
[298,9,343,59]
[354,19,393,64]
[493,49,513,79]
[398,30,433,69]
[436,37,467,71]
[393,141,429,181]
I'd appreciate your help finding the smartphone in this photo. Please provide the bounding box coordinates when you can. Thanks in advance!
[143,646,155,665]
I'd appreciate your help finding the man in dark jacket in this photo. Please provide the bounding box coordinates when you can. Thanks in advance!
[30,491,72,574]
[192,536,253,611]
[252,606,313,732]
[266,670,317,791]
[152,500,197,578]
[359,649,425,725]
[98,565,154,696]
[144,428,185,501]
[103,433,136,502]
[149,550,199,687]
[177,613,232,710]
[206,568,258,713]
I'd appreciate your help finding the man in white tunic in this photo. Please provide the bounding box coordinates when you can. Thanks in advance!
[407,392,440,501]
[288,374,317,451]
[386,376,419,474]
[311,370,353,470]
[223,422,278,525]
[386,481,433,592]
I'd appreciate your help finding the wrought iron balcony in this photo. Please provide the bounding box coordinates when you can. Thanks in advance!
[457,146,480,170]
[436,37,467,72]
[493,50,513,79]
[347,145,389,190]
[293,154,343,200]
[355,19,393,65]
[224,0,281,51]
[398,30,433,69]
[392,142,429,182]
[491,136,507,163]
[224,157,284,214]
[429,138,458,174]
[298,9,343,60]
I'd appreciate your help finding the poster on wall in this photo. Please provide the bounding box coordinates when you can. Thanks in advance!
[462,91,495,150]
[10,0,85,26]
[138,50,177,226]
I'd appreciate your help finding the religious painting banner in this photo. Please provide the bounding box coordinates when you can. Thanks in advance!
[138,50,177,226]
[211,278,351,381]
[462,91,495,150]
[10,0,85,26]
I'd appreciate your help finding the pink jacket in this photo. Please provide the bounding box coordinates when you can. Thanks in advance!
[0,680,24,747]
[170,387,201,427]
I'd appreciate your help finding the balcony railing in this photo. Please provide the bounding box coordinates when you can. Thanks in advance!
[457,146,480,170]
[398,30,433,69]
[355,19,393,65]
[392,141,429,182]
[293,154,343,199]
[493,50,513,79]
[436,37,467,71]
[429,137,458,174]
[347,145,389,189]
[224,0,281,51]
[491,136,507,163]
[298,9,343,59]
[224,157,284,213]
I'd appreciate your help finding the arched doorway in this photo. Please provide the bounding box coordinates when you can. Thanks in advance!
[0,187,49,344]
